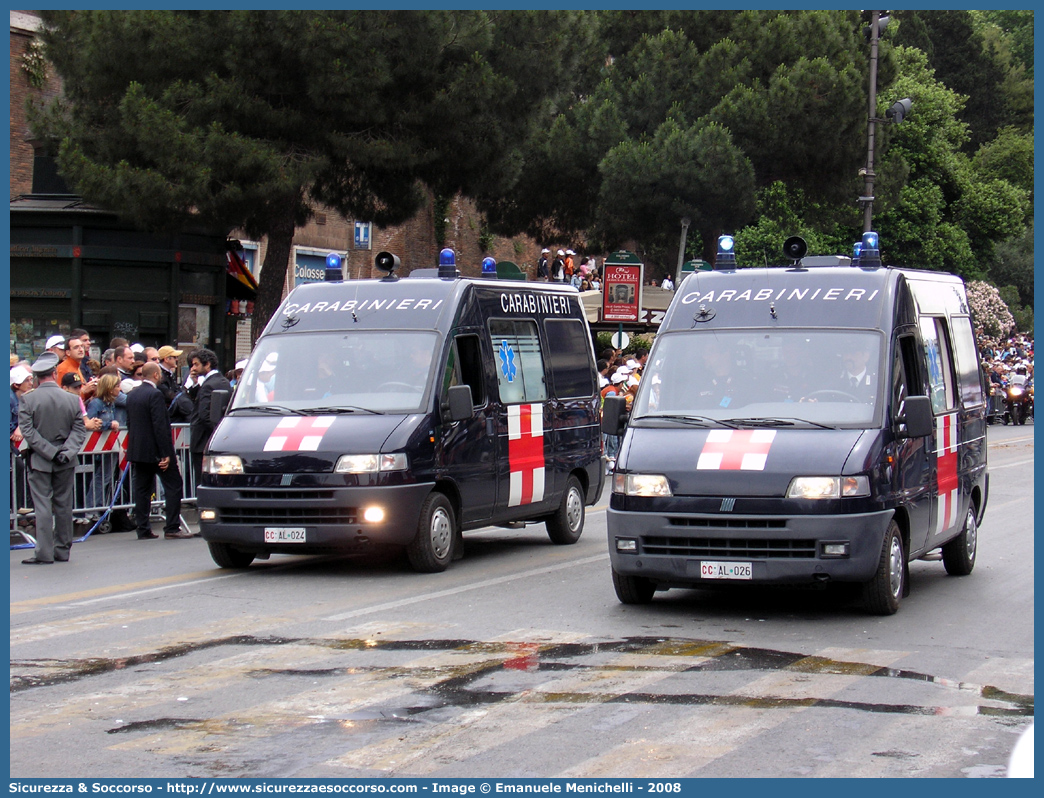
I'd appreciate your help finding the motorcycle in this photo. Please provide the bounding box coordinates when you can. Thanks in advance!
[1002,381,1032,425]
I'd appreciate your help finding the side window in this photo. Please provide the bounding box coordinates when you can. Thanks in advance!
[918,316,957,413]
[950,316,985,407]
[489,319,548,404]
[544,319,596,398]
[441,335,486,407]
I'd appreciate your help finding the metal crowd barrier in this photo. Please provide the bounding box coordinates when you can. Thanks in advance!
[10,423,195,548]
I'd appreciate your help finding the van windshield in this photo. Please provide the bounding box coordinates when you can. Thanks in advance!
[633,329,883,427]
[229,331,439,414]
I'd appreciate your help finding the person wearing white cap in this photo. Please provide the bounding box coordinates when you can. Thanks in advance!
[255,352,278,403]
[551,250,566,282]
[537,249,550,280]
[17,352,87,564]
[10,365,34,454]
[564,250,575,281]
[45,334,66,359]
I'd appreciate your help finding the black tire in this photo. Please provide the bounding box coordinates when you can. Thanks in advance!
[942,506,977,576]
[208,541,256,569]
[546,475,585,545]
[612,567,656,604]
[406,492,455,573]
[862,520,905,615]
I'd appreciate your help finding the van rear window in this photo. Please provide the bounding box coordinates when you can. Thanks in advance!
[544,319,596,398]
[950,317,985,407]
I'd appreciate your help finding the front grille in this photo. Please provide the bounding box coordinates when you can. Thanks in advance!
[668,517,787,530]
[642,536,817,559]
[221,507,358,525]
[238,490,336,501]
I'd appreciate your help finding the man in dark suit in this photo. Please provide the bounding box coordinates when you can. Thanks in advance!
[126,362,189,539]
[839,337,877,403]
[187,348,231,490]
[18,352,87,564]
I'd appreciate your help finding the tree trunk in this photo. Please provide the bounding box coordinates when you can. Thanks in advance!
[252,206,299,346]
[701,227,721,267]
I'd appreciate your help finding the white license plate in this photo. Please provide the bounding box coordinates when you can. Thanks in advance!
[264,527,306,543]
[699,561,753,580]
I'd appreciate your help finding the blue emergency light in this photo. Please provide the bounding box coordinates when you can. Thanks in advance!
[852,242,862,266]
[439,248,457,279]
[859,231,881,268]
[325,252,342,281]
[481,257,497,278]
[716,235,737,269]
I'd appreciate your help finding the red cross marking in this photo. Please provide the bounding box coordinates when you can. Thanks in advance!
[263,416,335,452]
[508,404,545,505]
[937,415,958,495]
[697,430,776,471]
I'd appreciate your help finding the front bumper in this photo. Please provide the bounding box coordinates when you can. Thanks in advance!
[197,482,435,553]
[607,505,893,587]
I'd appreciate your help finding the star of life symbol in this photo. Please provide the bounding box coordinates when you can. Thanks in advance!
[499,340,517,382]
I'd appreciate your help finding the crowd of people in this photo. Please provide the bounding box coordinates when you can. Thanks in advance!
[536,248,603,291]
[10,331,232,564]
[596,346,649,474]
[979,331,1034,415]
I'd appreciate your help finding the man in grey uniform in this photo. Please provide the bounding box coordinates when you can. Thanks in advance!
[18,351,87,564]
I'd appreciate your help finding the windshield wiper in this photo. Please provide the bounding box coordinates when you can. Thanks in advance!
[723,416,838,430]
[226,405,309,416]
[308,405,384,416]
[640,414,739,429]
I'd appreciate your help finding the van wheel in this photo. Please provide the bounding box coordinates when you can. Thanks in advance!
[862,520,904,615]
[208,541,255,569]
[612,568,656,604]
[407,492,455,573]
[942,507,977,576]
[546,476,585,545]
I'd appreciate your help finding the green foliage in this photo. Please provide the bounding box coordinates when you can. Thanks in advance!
[478,225,495,253]
[36,10,588,339]
[972,127,1034,199]
[595,331,653,357]
[988,226,1034,307]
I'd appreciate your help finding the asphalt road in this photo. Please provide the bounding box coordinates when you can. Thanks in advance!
[9,424,1033,779]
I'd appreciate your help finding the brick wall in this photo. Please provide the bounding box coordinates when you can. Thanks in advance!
[10,12,63,196]
[241,191,551,296]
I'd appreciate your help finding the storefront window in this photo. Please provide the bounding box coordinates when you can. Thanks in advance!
[10,317,70,362]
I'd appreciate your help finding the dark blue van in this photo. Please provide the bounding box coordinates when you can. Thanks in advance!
[602,244,989,614]
[198,254,604,572]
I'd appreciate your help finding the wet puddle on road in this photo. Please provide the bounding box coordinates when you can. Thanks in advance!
[11,635,1033,726]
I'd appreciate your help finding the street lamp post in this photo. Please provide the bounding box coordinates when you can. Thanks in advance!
[675,216,691,285]
[862,10,883,233]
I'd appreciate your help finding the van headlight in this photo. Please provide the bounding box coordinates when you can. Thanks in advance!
[203,455,244,475]
[786,476,870,499]
[335,453,409,474]
[613,473,672,497]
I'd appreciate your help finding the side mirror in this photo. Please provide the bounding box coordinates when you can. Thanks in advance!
[899,395,933,439]
[601,395,628,436]
[210,389,231,425]
[445,384,474,422]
